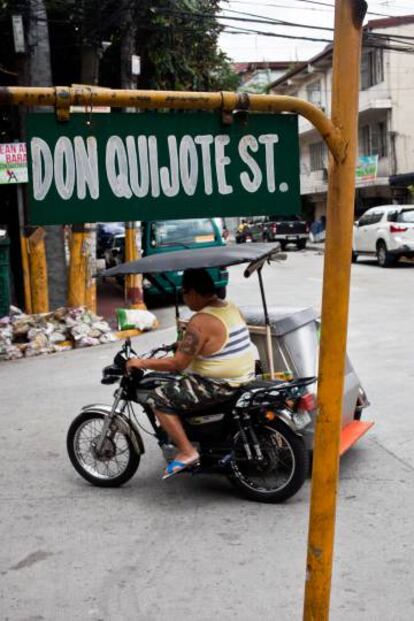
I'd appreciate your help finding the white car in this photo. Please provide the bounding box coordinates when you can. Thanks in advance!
[352,205,414,267]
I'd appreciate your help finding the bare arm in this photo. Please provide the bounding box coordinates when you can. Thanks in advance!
[126,319,206,373]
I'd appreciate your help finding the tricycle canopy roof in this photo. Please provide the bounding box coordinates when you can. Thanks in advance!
[102,243,285,277]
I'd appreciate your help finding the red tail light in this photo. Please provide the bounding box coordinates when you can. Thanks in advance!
[390,225,408,233]
[298,393,316,412]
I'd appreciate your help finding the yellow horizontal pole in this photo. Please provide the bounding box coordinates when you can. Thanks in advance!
[0,86,346,162]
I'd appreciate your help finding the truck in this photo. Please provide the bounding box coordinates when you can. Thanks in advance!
[249,215,309,250]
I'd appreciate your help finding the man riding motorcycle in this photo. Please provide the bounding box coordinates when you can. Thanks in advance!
[126,268,255,479]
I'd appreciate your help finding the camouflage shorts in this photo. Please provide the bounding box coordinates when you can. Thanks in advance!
[147,374,236,416]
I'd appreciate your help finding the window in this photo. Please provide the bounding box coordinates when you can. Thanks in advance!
[359,211,383,226]
[397,210,414,223]
[370,212,383,224]
[361,49,384,90]
[306,80,322,106]
[359,122,387,157]
[151,219,216,247]
[358,213,371,226]
[309,142,326,171]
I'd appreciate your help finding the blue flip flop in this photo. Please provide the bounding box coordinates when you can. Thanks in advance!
[162,457,200,480]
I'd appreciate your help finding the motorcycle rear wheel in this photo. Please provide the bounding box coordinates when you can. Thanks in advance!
[228,419,308,503]
[67,411,140,487]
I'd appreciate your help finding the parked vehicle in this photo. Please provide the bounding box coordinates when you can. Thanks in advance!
[249,215,309,249]
[352,205,414,267]
[75,245,373,503]
[141,218,228,300]
[97,222,125,258]
[104,233,125,270]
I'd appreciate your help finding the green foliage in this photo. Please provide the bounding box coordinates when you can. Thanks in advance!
[48,0,240,91]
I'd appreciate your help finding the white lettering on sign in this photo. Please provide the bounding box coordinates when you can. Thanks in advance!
[126,135,149,197]
[106,136,132,198]
[74,136,99,199]
[194,135,213,195]
[31,138,53,199]
[30,132,287,202]
[259,134,279,192]
[239,135,262,192]
[179,136,198,196]
[160,136,179,197]
[215,135,233,195]
[31,136,99,200]
[54,137,75,200]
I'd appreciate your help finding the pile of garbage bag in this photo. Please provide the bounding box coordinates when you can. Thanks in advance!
[0,306,117,361]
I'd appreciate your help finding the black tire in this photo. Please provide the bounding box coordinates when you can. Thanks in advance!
[297,239,307,250]
[67,411,140,487]
[216,286,227,300]
[376,241,396,268]
[228,419,308,503]
[351,250,358,263]
[280,241,287,251]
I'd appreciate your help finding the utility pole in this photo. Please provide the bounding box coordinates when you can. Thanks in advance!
[303,1,367,618]
[27,0,67,310]
[75,1,102,313]
[120,0,144,308]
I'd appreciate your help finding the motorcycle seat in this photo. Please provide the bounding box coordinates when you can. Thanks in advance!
[244,378,284,390]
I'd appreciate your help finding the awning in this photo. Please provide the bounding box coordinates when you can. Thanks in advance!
[102,243,285,277]
[389,172,414,187]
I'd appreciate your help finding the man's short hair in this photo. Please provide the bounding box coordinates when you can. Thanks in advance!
[182,268,215,296]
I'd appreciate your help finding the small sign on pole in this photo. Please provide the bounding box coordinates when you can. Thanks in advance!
[0,143,28,184]
[131,55,141,76]
[12,15,25,54]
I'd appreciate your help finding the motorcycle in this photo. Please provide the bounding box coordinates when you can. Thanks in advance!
[67,337,316,503]
[67,243,372,503]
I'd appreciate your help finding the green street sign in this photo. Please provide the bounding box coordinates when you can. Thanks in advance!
[26,111,300,225]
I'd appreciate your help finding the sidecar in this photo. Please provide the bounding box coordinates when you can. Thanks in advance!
[103,243,373,455]
[240,306,371,453]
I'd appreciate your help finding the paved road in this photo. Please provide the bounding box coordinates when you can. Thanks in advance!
[1,248,413,620]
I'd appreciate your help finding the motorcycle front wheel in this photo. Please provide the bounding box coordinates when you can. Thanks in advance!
[228,419,308,503]
[67,411,140,487]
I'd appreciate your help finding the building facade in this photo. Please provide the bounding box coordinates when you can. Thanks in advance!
[269,15,414,220]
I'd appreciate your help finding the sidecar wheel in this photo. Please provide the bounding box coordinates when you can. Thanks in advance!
[67,411,140,487]
[228,419,308,503]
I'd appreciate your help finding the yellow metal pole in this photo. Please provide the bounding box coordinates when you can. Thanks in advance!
[28,227,49,313]
[303,1,367,619]
[0,87,346,164]
[67,225,86,307]
[124,222,145,309]
[19,233,32,314]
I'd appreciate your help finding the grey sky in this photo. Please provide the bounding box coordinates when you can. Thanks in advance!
[218,0,414,62]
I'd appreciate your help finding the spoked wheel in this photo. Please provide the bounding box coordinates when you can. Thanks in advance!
[67,411,140,487]
[228,419,308,503]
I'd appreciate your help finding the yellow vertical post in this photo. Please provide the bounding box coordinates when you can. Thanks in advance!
[28,227,49,313]
[67,225,86,307]
[303,1,367,619]
[20,233,32,314]
[124,221,145,309]
[84,223,97,313]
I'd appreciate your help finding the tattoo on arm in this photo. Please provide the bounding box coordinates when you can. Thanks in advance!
[178,329,200,356]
